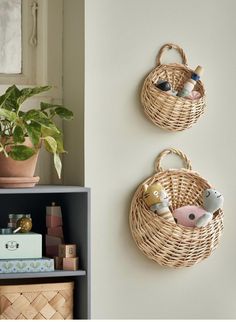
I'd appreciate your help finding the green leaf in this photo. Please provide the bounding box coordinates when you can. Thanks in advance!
[41,125,61,137]
[54,153,62,179]
[40,102,53,111]
[24,109,46,121]
[40,102,67,111]
[0,109,17,121]
[18,111,26,117]
[9,145,35,160]
[24,110,53,128]
[53,133,65,153]
[41,110,49,118]
[44,136,57,153]
[25,121,41,146]
[13,126,25,144]
[6,85,19,94]
[17,86,52,105]
[41,127,65,153]
[40,103,74,120]
[0,85,21,111]
[55,107,74,120]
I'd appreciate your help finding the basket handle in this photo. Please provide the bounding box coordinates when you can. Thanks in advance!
[155,148,192,172]
[156,43,188,66]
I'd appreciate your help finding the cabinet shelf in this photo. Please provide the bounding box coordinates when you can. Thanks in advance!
[0,185,90,319]
[0,269,86,280]
[0,185,90,194]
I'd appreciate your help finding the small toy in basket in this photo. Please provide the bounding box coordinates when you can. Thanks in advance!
[173,189,224,228]
[143,183,175,223]
[129,148,224,268]
[177,65,203,98]
[141,43,206,132]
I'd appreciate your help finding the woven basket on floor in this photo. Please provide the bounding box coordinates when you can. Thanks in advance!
[141,43,206,131]
[0,281,73,320]
[129,148,224,268]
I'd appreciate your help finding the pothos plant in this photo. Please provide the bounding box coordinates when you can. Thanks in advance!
[0,85,73,179]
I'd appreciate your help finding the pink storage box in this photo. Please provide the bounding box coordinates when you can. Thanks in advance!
[45,235,64,257]
[47,226,64,238]
[46,245,59,257]
[46,215,62,228]
[46,205,62,217]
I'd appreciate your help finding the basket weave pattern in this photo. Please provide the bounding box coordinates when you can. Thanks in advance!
[129,149,224,268]
[141,43,206,131]
[0,282,73,320]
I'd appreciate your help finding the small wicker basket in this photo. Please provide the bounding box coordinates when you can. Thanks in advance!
[141,43,206,131]
[0,281,73,320]
[129,148,224,268]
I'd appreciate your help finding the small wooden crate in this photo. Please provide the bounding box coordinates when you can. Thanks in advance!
[0,281,73,320]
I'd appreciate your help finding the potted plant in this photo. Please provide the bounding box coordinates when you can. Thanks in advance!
[0,84,73,187]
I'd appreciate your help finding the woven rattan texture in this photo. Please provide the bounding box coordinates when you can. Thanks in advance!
[0,282,73,320]
[129,149,224,268]
[141,43,206,132]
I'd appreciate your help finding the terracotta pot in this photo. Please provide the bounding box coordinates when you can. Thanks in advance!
[0,137,40,177]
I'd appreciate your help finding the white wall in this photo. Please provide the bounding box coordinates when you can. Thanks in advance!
[64,0,236,318]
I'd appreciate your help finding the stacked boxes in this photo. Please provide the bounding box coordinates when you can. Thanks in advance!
[0,213,54,273]
[45,203,64,257]
[55,244,79,271]
[0,234,53,273]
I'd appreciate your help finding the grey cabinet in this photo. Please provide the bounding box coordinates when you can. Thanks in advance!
[0,185,90,319]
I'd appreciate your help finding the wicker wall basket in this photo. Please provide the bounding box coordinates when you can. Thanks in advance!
[0,281,73,320]
[141,43,206,131]
[129,149,224,268]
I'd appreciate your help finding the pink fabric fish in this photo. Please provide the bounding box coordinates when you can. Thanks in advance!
[173,205,206,227]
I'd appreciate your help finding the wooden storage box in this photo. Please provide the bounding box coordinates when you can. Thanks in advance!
[0,281,73,320]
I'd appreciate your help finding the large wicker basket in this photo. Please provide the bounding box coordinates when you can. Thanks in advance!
[129,149,224,268]
[141,43,206,131]
[0,281,73,320]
